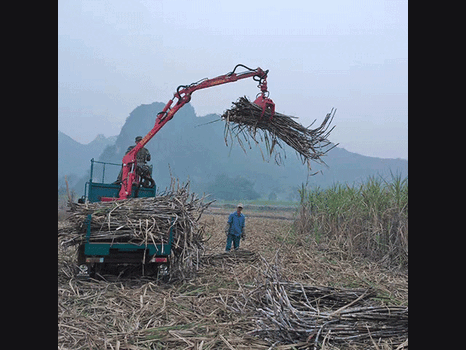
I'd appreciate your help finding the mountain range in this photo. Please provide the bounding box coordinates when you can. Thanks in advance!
[58,101,407,201]
[58,131,116,178]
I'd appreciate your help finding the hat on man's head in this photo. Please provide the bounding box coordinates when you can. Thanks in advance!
[237,203,243,208]
[135,136,143,142]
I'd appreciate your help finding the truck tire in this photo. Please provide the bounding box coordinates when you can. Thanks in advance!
[141,177,155,188]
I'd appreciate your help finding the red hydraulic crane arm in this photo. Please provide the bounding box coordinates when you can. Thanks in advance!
[116,64,272,200]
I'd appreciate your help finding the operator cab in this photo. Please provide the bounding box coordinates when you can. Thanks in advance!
[78,158,156,203]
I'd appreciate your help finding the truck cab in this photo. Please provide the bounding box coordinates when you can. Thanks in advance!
[76,159,172,280]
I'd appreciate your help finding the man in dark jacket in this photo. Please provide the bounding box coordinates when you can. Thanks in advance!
[115,136,152,184]
[126,136,151,165]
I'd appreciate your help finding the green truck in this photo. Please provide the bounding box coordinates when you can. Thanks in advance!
[76,159,172,280]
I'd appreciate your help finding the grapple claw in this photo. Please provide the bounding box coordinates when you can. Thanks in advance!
[253,95,275,121]
[253,76,275,120]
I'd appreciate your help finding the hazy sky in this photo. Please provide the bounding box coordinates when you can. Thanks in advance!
[58,0,408,159]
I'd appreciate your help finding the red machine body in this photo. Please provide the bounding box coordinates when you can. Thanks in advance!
[102,64,275,201]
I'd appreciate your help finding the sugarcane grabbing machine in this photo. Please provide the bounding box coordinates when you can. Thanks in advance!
[77,64,276,279]
[109,64,275,201]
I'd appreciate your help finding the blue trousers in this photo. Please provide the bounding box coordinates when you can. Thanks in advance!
[225,234,241,251]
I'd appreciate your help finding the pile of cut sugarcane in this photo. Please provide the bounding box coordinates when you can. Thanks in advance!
[247,258,408,347]
[58,180,214,274]
[222,96,338,172]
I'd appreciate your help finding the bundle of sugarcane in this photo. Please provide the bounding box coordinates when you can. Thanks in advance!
[222,96,338,172]
[248,259,408,347]
[58,180,214,266]
[202,249,259,266]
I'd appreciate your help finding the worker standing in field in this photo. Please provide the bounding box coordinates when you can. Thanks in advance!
[225,203,246,252]
[115,136,152,184]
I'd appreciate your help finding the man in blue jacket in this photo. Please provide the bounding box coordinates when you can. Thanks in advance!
[225,203,246,252]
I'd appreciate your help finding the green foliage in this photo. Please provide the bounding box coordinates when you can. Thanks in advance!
[297,173,408,269]
[268,192,278,201]
[206,174,260,201]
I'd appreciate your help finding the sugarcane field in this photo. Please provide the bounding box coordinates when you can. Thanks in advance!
[58,61,407,350]
[58,178,408,350]
[59,0,409,346]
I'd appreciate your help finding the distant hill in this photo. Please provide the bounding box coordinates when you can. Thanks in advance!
[58,102,408,200]
[58,131,117,187]
[58,101,407,200]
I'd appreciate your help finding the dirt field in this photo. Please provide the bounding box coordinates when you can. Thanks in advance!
[58,207,408,349]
